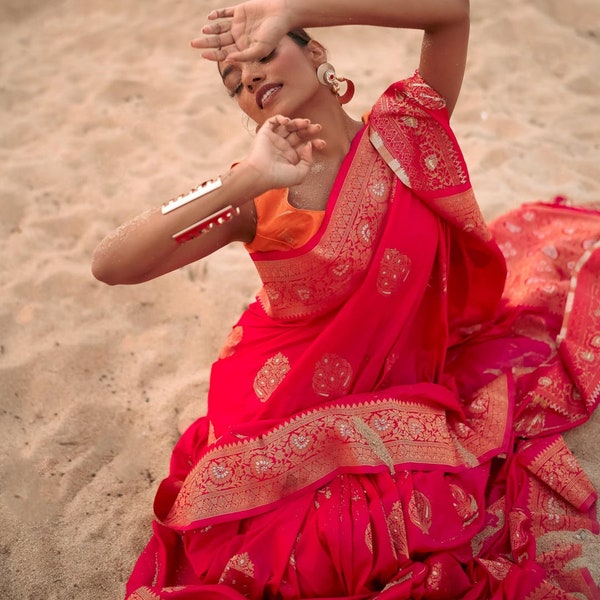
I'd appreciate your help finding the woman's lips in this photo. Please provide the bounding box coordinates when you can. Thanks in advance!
[257,84,282,109]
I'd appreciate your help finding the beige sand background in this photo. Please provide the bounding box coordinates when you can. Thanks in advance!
[1,0,599,598]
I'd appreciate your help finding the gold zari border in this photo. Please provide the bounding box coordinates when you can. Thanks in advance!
[163,377,509,528]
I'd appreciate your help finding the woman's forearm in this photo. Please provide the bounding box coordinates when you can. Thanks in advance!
[285,0,469,32]
[283,0,470,115]
[91,164,259,285]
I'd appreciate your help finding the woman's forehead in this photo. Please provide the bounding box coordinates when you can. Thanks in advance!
[218,36,308,79]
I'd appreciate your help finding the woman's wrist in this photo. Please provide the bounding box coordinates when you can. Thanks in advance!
[281,0,307,32]
[230,159,273,199]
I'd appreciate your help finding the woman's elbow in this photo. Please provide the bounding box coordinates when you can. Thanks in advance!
[426,0,469,32]
[91,253,121,286]
[91,244,133,286]
[91,250,156,286]
[456,0,470,22]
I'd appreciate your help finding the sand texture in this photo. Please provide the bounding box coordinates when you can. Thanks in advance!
[1,0,599,597]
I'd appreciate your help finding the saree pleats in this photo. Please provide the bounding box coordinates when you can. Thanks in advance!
[126,74,600,599]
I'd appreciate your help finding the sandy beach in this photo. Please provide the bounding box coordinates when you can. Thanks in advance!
[1,0,599,597]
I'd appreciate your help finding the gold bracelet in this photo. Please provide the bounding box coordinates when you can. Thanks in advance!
[161,177,223,215]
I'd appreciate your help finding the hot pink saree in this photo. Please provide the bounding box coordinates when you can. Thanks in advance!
[126,73,600,599]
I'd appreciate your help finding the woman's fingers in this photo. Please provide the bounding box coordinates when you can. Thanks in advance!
[191,31,234,50]
[268,117,321,135]
[201,20,232,35]
[263,117,325,160]
[191,13,234,52]
[207,7,235,21]
[193,4,289,63]
[267,117,321,143]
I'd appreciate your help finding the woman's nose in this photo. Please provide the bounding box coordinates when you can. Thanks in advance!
[242,65,265,91]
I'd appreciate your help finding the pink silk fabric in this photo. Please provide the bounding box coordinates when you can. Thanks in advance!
[126,73,600,599]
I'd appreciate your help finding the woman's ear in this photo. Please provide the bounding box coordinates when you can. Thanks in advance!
[305,40,328,66]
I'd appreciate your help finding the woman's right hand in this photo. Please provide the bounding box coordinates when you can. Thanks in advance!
[192,0,294,63]
[241,115,326,191]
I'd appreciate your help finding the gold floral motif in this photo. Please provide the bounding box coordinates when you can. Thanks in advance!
[364,522,374,554]
[514,410,547,438]
[386,501,409,559]
[208,462,232,485]
[471,498,505,556]
[312,354,353,398]
[358,221,372,245]
[290,433,311,455]
[425,561,443,591]
[509,509,530,561]
[408,489,432,534]
[478,557,511,581]
[377,249,411,295]
[251,455,274,478]
[253,352,291,402]
[353,416,395,475]
[222,552,255,579]
[449,483,479,527]
[369,180,388,198]
[219,552,256,592]
[516,361,586,433]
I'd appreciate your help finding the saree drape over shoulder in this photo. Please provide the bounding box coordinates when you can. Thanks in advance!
[126,73,600,599]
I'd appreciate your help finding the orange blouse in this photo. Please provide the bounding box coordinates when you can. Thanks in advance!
[245,114,371,254]
[244,188,325,253]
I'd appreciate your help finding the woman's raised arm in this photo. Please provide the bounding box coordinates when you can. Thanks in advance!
[195,0,470,115]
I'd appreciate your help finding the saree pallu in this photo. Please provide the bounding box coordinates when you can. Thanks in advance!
[126,74,600,599]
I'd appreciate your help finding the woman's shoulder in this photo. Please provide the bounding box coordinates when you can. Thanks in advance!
[367,71,469,198]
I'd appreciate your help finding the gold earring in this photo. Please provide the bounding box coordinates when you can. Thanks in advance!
[316,62,355,105]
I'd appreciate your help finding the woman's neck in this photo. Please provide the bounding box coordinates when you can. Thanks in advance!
[310,103,363,160]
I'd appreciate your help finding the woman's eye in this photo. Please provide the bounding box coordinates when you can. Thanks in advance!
[259,49,276,63]
[229,83,243,98]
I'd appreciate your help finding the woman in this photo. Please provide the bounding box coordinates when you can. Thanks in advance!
[93,0,600,598]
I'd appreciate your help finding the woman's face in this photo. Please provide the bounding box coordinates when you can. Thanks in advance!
[219,37,326,125]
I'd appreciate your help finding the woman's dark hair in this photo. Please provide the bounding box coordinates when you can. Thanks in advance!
[287,29,312,46]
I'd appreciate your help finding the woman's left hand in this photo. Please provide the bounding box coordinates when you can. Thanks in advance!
[242,115,326,191]
[191,0,292,63]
